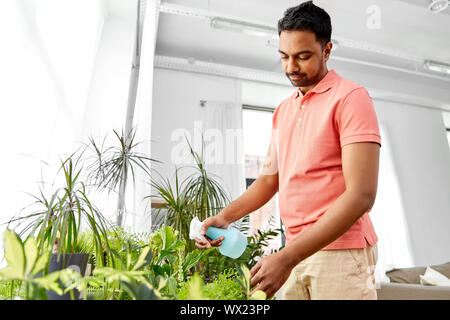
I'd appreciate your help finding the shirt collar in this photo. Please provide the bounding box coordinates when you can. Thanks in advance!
[295,69,337,98]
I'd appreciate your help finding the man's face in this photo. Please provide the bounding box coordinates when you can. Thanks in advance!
[278,30,331,89]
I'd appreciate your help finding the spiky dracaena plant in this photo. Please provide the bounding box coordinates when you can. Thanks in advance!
[148,137,231,252]
[84,128,158,227]
[8,156,111,267]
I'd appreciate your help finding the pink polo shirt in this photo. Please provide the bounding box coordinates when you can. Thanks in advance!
[261,69,381,250]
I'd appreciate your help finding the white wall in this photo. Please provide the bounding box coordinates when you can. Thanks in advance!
[151,68,245,200]
[374,100,450,266]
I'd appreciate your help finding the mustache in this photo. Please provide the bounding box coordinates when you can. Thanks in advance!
[287,73,306,77]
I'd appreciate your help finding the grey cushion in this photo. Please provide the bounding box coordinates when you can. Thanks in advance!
[386,261,450,284]
[377,283,450,300]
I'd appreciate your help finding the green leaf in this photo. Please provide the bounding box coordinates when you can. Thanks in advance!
[167,277,178,297]
[249,290,267,300]
[24,237,38,276]
[151,265,165,276]
[133,246,152,271]
[3,230,25,278]
[120,281,162,300]
[0,267,23,280]
[235,264,251,296]
[186,273,209,300]
[182,249,202,274]
[59,268,83,293]
[161,226,175,250]
[162,264,172,276]
[35,272,63,295]
[156,276,167,292]
[32,252,50,276]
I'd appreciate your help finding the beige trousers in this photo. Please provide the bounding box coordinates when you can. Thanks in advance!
[280,241,378,300]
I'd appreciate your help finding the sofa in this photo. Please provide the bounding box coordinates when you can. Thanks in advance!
[376,262,450,300]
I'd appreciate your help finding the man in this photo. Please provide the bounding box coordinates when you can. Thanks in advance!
[195,1,381,300]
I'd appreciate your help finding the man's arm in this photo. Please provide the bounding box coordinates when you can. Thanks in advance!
[195,172,278,249]
[216,136,280,225]
[250,142,380,297]
[196,137,279,249]
[218,172,279,224]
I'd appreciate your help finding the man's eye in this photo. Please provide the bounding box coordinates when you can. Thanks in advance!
[299,56,311,60]
[281,56,288,60]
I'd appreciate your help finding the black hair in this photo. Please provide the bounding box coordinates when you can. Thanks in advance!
[277,1,332,48]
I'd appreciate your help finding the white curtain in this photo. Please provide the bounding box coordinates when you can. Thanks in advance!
[198,97,247,204]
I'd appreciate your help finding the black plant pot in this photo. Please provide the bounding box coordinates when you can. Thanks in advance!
[46,253,89,300]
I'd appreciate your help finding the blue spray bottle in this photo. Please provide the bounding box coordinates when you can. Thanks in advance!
[205,225,248,259]
[189,217,247,259]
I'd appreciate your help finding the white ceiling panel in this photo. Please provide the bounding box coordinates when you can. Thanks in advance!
[155,0,450,70]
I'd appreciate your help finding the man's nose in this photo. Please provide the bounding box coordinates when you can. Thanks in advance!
[286,58,300,74]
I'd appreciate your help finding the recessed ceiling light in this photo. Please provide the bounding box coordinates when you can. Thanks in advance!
[428,0,449,13]
[423,60,450,75]
[210,17,278,39]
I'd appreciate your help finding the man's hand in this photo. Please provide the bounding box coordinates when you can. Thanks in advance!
[194,162,278,250]
[195,213,230,249]
[250,251,294,299]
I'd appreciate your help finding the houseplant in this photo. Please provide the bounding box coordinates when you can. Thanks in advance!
[199,214,284,281]
[0,229,74,300]
[1,128,279,300]
[176,264,267,300]
[149,137,231,253]
[149,136,284,280]
[7,156,112,299]
[66,225,207,300]
[84,128,157,228]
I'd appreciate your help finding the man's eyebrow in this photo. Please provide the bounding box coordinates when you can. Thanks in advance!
[278,49,313,55]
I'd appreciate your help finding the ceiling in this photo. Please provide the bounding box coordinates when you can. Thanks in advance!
[107,0,450,79]
[398,0,450,15]
[107,0,138,20]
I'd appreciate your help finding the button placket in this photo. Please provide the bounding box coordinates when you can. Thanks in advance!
[297,98,306,127]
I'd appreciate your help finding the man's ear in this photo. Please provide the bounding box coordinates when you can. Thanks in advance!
[323,41,332,61]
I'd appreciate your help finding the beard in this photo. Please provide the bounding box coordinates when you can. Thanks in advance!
[286,64,325,88]
[286,73,311,87]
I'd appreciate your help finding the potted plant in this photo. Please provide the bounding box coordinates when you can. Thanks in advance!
[149,137,231,252]
[7,156,112,299]
[149,137,285,280]
[0,229,89,300]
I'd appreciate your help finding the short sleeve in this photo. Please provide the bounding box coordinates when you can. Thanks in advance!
[336,87,382,148]
[260,128,279,175]
[261,103,283,175]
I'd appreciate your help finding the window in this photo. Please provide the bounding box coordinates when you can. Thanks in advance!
[242,107,283,254]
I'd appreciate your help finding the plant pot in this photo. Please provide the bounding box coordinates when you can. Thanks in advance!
[46,253,89,300]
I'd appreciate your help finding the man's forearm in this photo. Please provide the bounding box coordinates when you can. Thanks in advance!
[280,190,375,268]
[219,174,278,224]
